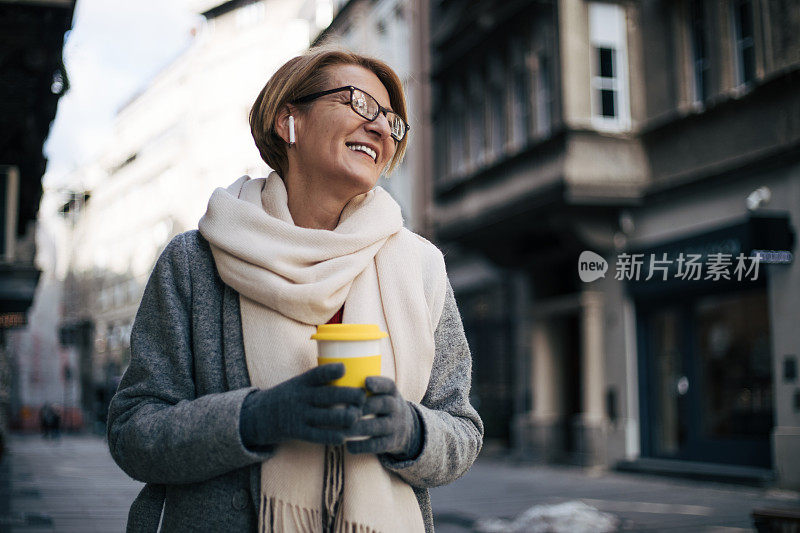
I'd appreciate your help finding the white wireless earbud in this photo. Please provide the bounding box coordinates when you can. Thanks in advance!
[288,115,295,146]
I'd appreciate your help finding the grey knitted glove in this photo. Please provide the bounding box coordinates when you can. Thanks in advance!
[345,376,423,460]
[240,363,366,448]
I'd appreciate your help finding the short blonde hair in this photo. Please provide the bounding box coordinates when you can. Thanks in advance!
[249,47,408,177]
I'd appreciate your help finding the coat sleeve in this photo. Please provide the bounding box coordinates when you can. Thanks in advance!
[107,233,274,484]
[379,278,484,487]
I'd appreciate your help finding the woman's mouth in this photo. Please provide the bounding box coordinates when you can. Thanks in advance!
[346,143,377,163]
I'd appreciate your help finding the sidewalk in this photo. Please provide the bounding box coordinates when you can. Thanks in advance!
[2,433,799,532]
[1,433,143,532]
[429,455,800,532]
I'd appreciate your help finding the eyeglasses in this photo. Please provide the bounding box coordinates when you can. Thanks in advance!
[293,85,409,142]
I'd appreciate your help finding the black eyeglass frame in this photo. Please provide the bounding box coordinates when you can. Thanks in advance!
[292,85,410,142]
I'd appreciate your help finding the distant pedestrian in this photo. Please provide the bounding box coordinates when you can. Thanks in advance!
[40,403,60,439]
[107,47,483,532]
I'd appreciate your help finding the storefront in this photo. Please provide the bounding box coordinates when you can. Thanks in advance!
[631,215,793,469]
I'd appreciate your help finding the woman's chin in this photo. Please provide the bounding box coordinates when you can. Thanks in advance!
[340,171,379,193]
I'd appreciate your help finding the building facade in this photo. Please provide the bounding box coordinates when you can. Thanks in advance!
[56,0,323,428]
[0,0,75,439]
[429,0,800,487]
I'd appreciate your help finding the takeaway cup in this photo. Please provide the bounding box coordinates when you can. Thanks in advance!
[310,324,386,388]
[311,324,387,441]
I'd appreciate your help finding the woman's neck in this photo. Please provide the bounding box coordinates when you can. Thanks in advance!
[283,171,349,231]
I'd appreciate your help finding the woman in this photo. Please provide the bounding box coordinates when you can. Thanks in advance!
[107,48,483,532]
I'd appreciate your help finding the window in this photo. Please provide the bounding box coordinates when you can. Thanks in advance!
[467,69,486,167]
[534,53,552,137]
[487,55,507,159]
[113,284,124,308]
[589,2,630,130]
[597,47,616,117]
[732,0,755,86]
[690,0,709,103]
[509,38,531,150]
[447,81,467,177]
[98,288,110,310]
[126,279,138,303]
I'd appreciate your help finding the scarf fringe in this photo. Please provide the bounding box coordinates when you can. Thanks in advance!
[259,495,381,533]
[259,495,319,532]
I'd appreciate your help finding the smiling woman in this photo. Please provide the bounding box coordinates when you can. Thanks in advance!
[248,50,411,231]
[107,46,483,533]
[250,49,408,176]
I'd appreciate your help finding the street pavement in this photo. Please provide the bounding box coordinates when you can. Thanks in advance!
[429,455,800,532]
[1,433,143,533]
[1,433,799,532]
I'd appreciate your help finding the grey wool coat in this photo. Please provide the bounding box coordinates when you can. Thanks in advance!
[107,230,484,532]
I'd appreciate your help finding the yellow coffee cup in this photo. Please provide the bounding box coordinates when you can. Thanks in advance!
[310,324,386,388]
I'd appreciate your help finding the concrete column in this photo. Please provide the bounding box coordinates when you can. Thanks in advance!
[3,165,19,261]
[557,0,591,129]
[510,271,531,455]
[574,290,607,466]
[581,290,605,423]
[532,321,561,420]
[515,319,565,462]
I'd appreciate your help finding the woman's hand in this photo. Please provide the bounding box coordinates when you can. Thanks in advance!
[240,363,366,448]
[345,376,423,460]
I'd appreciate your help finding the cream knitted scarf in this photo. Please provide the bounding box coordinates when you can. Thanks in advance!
[198,173,447,532]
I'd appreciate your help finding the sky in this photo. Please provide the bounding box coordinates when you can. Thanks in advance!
[43,0,201,189]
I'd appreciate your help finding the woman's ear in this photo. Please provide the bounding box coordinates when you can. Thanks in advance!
[274,105,295,145]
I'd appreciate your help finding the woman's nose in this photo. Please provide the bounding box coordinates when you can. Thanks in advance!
[365,112,392,139]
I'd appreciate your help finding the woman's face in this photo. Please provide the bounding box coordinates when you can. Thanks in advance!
[292,65,397,194]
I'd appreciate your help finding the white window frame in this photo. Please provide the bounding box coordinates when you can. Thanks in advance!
[588,2,631,132]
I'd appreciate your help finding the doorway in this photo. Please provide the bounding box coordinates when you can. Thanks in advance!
[460,284,514,446]
[639,288,773,468]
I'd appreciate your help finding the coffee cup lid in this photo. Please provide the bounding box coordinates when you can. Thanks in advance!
[311,324,388,341]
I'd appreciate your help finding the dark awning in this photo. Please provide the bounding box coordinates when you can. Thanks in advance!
[627,213,795,298]
[0,262,40,314]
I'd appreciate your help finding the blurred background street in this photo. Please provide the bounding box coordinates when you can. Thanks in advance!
[1,0,799,530]
[3,433,799,532]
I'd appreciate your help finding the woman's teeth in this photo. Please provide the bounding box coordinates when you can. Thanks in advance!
[348,144,376,162]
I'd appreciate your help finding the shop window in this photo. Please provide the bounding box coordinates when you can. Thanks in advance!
[642,289,773,468]
[588,2,630,131]
[695,290,772,440]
